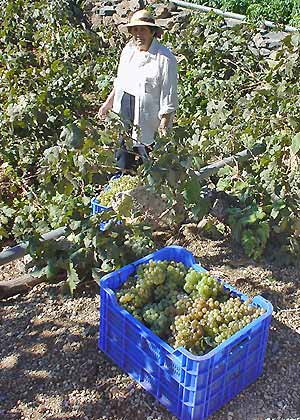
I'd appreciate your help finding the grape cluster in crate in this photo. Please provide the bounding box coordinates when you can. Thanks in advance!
[116,260,265,355]
[97,174,141,206]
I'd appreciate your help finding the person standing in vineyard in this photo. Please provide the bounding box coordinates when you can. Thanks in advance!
[98,9,178,170]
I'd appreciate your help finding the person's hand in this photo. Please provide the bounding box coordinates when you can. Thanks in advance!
[159,114,171,137]
[97,102,111,120]
[97,89,115,120]
[158,125,167,137]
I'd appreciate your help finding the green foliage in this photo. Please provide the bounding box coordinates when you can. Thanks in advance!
[227,204,270,259]
[190,0,300,26]
[247,1,293,24]
[1,3,300,297]
[0,0,146,293]
[164,14,300,260]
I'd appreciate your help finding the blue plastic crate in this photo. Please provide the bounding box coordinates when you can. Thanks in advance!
[99,246,273,420]
[91,173,123,231]
[91,197,112,231]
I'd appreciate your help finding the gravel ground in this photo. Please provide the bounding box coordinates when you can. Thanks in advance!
[0,230,300,420]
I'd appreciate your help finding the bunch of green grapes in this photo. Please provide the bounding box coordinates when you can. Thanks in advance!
[142,299,176,337]
[198,297,264,346]
[117,260,188,336]
[202,298,265,345]
[174,293,193,315]
[184,269,226,300]
[137,260,187,288]
[166,263,187,288]
[170,295,264,355]
[97,175,141,206]
[116,260,265,356]
[169,297,214,354]
[116,274,152,313]
[137,260,168,287]
[183,269,202,294]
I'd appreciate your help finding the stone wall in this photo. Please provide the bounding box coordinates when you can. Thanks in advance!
[84,0,289,57]
[85,0,191,33]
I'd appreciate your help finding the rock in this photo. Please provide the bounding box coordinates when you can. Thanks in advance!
[258,22,269,34]
[103,15,116,26]
[115,0,143,16]
[154,5,171,19]
[168,2,178,12]
[84,0,99,14]
[92,3,103,13]
[111,186,185,229]
[260,47,271,56]
[82,325,98,337]
[157,10,191,30]
[253,33,267,48]
[170,22,180,33]
[91,14,104,28]
[155,17,174,30]
[264,31,288,49]
[248,45,260,57]
[113,13,128,26]
[265,31,288,43]
[115,1,129,17]
[266,40,281,49]
[224,17,243,28]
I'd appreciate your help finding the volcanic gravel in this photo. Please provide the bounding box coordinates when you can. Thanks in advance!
[1,231,300,420]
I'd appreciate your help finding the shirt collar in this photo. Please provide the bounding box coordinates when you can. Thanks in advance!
[129,38,159,58]
[147,38,159,58]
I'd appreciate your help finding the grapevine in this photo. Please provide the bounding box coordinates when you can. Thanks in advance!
[188,0,300,26]
[1,0,300,296]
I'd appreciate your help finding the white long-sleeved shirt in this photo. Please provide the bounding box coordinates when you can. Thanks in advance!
[112,38,178,145]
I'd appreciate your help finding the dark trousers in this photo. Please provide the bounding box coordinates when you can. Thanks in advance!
[115,92,151,171]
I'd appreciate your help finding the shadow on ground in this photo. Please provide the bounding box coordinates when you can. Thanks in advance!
[1,235,300,420]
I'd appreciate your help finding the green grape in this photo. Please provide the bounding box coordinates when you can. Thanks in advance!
[116,258,265,356]
[97,175,141,206]
[183,269,203,294]
[195,274,225,300]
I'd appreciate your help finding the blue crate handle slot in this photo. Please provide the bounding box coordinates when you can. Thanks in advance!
[228,334,251,353]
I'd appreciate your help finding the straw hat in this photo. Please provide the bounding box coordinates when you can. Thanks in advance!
[120,9,162,33]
